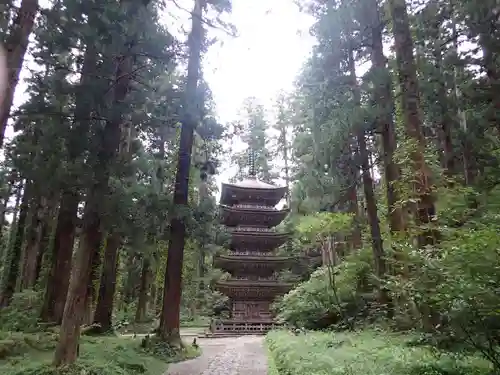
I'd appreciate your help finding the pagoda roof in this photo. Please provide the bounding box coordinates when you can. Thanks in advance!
[220,205,289,228]
[229,230,289,251]
[215,279,293,299]
[214,254,293,273]
[220,178,287,206]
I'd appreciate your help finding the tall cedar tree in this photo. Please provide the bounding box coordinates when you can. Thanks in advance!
[158,0,206,343]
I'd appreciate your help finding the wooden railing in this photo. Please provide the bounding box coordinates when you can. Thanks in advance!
[210,320,281,333]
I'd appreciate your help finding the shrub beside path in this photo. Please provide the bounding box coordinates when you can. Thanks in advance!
[167,336,268,375]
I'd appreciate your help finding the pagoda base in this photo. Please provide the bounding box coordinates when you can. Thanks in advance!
[205,319,282,337]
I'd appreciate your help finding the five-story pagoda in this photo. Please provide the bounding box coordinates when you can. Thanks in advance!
[210,162,293,335]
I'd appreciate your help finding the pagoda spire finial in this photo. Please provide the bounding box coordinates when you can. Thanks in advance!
[247,148,256,179]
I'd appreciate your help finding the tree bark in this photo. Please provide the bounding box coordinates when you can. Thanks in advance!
[135,258,152,323]
[20,195,42,289]
[450,13,474,184]
[6,181,23,252]
[53,3,139,362]
[388,0,436,247]
[369,0,405,233]
[346,141,362,250]
[34,198,54,284]
[93,231,121,333]
[41,41,98,324]
[83,239,102,326]
[0,176,14,263]
[158,0,206,343]
[0,180,31,306]
[123,252,137,306]
[40,191,78,323]
[0,0,39,147]
[347,39,390,312]
[429,7,454,176]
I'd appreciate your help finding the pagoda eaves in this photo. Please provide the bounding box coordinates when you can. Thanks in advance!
[215,280,293,299]
[229,229,289,251]
[220,204,289,228]
[220,178,287,207]
[214,254,293,274]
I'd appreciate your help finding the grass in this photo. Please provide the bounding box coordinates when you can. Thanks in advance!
[266,329,493,375]
[266,340,279,375]
[0,331,200,375]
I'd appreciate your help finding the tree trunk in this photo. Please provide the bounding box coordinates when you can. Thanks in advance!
[150,282,157,314]
[123,252,137,306]
[348,41,390,312]
[0,180,31,306]
[450,15,474,184]
[20,195,42,289]
[40,191,78,323]
[158,0,206,343]
[6,181,23,252]
[429,10,454,176]
[34,199,54,284]
[0,176,14,263]
[93,231,121,333]
[135,258,152,323]
[388,0,436,247]
[83,239,102,326]
[41,41,98,324]
[53,1,141,364]
[0,0,39,147]
[346,141,362,250]
[369,0,405,234]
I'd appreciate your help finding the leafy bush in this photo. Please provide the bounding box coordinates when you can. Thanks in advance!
[273,248,374,329]
[0,334,195,375]
[402,226,500,369]
[266,330,492,375]
[0,332,57,359]
[137,335,201,362]
[0,291,43,333]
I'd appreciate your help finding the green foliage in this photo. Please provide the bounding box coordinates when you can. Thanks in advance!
[230,96,277,182]
[295,212,353,245]
[266,342,280,375]
[399,225,500,365]
[0,291,43,333]
[274,248,373,329]
[266,330,492,375]
[0,332,57,360]
[0,335,192,375]
[137,335,201,363]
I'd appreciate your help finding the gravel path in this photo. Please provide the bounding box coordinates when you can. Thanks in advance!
[167,336,268,375]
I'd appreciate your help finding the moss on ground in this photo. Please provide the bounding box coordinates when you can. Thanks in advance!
[266,330,493,375]
[0,332,200,375]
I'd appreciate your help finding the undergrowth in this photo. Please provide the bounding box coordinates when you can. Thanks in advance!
[0,333,199,375]
[266,340,279,375]
[138,334,201,362]
[266,330,493,375]
[0,291,43,333]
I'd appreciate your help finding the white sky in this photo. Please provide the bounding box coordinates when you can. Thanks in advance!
[202,2,314,124]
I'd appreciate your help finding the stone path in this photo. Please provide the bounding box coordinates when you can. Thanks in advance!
[167,336,268,375]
